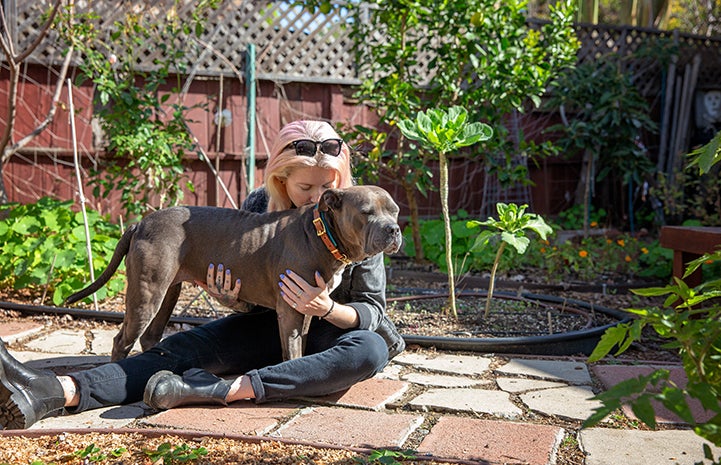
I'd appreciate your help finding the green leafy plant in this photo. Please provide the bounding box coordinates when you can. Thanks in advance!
[143,442,209,464]
[586,135,721,457]
[354,448,416,464]
[398,106,492,317]
[545,56,658,231]
[556,204,607,230]
[467,203,552,319]
[73,443,127,462]
[0,197,125,304]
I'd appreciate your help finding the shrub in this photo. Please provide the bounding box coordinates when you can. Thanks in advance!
[0,198,125,305]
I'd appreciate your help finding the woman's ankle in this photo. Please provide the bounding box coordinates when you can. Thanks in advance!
[226,375,255,402]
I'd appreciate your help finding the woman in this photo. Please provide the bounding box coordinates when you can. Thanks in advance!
[0,120,405,430]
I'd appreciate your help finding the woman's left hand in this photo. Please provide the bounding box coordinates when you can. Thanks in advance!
[279,269,332,318]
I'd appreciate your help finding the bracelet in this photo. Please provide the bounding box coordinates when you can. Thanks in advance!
[321,301,335,319]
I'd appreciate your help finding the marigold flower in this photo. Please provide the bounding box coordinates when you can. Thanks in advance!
[641,247,649,254]
[540,247,547,254]
[579,250,588,258]
[606,239,612,244]
[590,221,598,227]
[617,239,625,247]
[625,255,632,262]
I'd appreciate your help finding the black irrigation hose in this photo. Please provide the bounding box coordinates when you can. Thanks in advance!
[1,288,631,356]
[0,301,212,326]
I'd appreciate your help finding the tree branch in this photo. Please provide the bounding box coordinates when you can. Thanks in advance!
[15,0,63,63]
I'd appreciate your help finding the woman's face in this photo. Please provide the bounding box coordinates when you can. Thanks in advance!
[284,166,338,207]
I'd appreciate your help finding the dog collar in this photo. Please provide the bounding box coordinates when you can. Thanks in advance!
[313,206,351,265]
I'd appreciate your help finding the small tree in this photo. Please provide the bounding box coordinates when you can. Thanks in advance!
[398,106,492,317]
[331,0,578,261]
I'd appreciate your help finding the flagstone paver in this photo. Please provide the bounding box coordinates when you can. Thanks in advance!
[408,388,522,418]
[519,385,603,421]
[32,404,145,430]
[0,321,44,342]
[25,329,88,354]
[579,428,721,465]
[393,352,491,376]
[401,372,489,388]
[496,358,592,384]
[300,377,409,410]
[496,376,567,393]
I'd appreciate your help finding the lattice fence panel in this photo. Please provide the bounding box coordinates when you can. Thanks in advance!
[8,1,721,89]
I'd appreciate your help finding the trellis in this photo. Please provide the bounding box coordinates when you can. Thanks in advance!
[10,2,720,89]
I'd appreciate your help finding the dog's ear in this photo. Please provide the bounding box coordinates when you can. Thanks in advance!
[318,189,343,212]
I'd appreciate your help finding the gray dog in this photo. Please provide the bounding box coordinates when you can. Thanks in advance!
[66,185,402,362]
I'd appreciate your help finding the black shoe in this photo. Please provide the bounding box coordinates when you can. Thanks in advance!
[143,368,232,410]
[0,339,66,429]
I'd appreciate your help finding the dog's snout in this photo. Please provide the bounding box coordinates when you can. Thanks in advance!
[385,223,401,236]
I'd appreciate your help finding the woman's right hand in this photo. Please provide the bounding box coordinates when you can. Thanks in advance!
[206,263,242,307]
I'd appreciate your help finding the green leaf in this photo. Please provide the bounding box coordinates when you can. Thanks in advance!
[501,231,529,254]
[631,395,657,429]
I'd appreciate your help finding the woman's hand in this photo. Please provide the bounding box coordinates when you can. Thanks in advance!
[206,263,241,308]
[279,269,358,329]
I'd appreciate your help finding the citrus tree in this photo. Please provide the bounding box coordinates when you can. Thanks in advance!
[302,0,578,261]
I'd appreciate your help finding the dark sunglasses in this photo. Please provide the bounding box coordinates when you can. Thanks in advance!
[285,138,343,157]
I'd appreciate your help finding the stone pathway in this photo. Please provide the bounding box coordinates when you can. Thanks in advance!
[1,320,720,464]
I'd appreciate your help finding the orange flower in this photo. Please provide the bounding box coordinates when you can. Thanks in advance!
[617,239,625,247]
[641,247,649,254]
[705,259,715,265]
[625,255,632,262]
[540,247,547,254]
[606,239,612,244]
[590,221,598,228]
[579,250,589,258]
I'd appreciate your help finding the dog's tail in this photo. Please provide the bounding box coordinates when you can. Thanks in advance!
[65,223,138,305]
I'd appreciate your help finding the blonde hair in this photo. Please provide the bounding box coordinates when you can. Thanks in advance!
[265,120,353,211]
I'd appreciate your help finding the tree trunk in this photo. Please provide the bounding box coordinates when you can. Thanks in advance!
[402,180,424,262]
[439,153,456,317]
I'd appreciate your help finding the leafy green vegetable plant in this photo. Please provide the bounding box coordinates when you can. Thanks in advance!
[467,202,552,319]
[143,442,208,464]
[398,106,492,317]
[0,197,125,304]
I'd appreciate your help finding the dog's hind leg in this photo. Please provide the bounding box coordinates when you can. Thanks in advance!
[111,273,175,361]
[139,282,182,352]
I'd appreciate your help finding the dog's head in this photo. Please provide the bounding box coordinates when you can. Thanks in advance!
[318,186,402,261]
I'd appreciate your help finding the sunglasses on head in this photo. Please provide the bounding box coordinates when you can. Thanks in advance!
[285,138,343,157]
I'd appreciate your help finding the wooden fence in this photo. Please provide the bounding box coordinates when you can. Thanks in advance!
[2,1,721,222]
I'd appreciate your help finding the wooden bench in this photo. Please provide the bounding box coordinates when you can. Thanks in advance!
[659,226,721,287]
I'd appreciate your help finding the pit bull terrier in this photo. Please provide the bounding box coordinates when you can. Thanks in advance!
[65,185,402,362]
